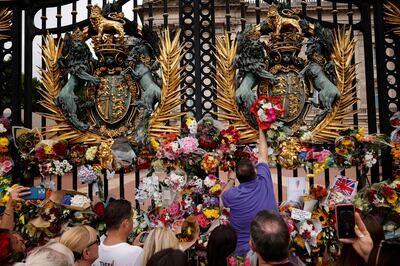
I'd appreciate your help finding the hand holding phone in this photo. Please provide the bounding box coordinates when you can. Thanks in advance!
[139,232,149,243]
[335,204,356,239]
[9,186,31,202]
[22,187,46,200]
[339,212,373,263]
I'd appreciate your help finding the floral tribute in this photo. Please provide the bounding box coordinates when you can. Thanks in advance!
[280,184,344,265]
[250,95,285,130]
[354,179,400,239]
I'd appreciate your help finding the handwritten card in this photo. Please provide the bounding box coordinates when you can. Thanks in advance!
[291,208,312,221]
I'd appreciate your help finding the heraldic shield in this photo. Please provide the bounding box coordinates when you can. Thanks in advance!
[39,2,185,148]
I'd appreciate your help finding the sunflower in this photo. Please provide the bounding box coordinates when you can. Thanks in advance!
[387,193,398,206]
[312,209,328,226]
[15,202,22,212]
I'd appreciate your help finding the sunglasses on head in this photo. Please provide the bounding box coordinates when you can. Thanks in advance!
[73,235,100,261]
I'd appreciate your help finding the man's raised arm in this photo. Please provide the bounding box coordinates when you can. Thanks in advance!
[258,127,268,164]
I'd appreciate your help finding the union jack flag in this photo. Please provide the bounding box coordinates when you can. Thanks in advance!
[333,175,358,198]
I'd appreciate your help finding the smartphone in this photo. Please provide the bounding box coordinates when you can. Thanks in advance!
[22,187,46,200]
[139,232,149,243]
[335,204,356,239]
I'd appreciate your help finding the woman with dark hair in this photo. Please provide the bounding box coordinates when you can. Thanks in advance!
[146,248,189,266]
[207,224,237,266]
[367,238,400,266]
[335,213,384,266]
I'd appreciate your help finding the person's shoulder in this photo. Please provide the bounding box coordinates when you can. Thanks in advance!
[121,243,143,253]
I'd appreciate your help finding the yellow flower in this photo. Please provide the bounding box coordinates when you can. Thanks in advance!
[0,137,9,147]
[210,184,221,194]
[341,138,352,146]
[15,202,22,212]
[150,138,160,151]
[387,193,398,206]
[44,144,53,155]
[2,179,9,184]
[203,208,220,219]
[185,117,193,126]
[356,128,365,142]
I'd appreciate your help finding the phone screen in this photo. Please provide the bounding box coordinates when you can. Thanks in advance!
[140,232,149,243]
[336,204,356,239]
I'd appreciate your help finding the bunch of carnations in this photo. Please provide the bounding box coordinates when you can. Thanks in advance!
[250,95,285,130]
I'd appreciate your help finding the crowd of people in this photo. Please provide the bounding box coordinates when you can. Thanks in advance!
[0,129,399,266]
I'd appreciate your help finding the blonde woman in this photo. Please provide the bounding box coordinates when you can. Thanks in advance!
[142,226,179,265]
[14,240,75,266]
[60,225,99,266]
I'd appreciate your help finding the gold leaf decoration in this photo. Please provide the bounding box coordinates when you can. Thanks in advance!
[0,8,12,41]
[311,27,358,142]
[39,34,102,144]
[148,29,186,139]
[384,1,400,36]
[214,33,257,144]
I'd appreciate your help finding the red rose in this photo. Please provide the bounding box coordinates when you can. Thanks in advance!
[53,141,68,157]
[93,202,105,217]
[35,147,46,162]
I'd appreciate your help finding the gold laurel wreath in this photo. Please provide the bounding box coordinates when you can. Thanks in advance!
[311,26,358,142]
[214,27,357,144]
[214,33,258,144]
[384,1,400,36]
[148,29,186,139]
[39,34,103,144]
[0,8,12,41]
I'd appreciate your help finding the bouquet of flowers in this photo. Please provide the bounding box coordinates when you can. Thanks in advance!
[34,140,68,163]
[334,128,389,183]
[181,115,198,137]
[354,179,400,239]
[197,118,220,151]
[250,95,285,130]
[69,144,87,166]
[200,153,219,174]
[227,256,252,266]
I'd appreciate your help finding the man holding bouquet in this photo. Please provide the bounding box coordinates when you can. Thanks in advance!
[222,128,278,256]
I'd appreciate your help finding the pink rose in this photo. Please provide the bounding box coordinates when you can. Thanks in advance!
[168,201,181,216]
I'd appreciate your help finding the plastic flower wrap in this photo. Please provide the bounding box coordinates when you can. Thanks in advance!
[136,174,162,205]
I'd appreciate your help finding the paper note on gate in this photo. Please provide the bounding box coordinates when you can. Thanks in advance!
[291,208,312,221]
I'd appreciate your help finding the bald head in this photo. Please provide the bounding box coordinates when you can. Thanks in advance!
[250,210,290,263]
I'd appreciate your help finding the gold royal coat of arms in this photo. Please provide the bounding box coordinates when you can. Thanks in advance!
[39,3,186,154]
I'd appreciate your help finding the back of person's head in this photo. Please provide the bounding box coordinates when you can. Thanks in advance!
[207,224,237,266]
[0,231,26,264]
[14,241,74,266]
[235,159,256,183]
[142,226,179,264]
[250,210,290,263]
[104,199,132,230]
[146,248,189,266]
[368,238,400,266]
[59,225,99,262]
[362,213,384,245]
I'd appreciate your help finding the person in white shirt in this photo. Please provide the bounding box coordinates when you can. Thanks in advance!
[93,199,143,266]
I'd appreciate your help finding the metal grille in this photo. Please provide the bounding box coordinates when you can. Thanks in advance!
[0,0,398,202]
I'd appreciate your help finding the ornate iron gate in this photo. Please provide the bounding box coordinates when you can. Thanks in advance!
[0,0,399,202]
